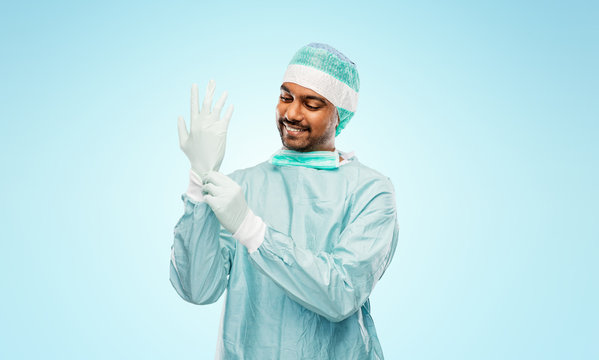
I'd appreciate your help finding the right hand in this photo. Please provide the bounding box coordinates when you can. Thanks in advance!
[202,171,250,235]
[178,80,234,178]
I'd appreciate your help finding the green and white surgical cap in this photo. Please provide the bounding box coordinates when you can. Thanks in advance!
[283,43,360,136]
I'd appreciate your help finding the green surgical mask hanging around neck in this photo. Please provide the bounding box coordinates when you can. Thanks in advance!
[270,149,340,170]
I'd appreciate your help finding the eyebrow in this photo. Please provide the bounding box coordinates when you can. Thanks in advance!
[280,85,327,105]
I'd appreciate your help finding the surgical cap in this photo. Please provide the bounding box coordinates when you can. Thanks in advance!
[283,43,360,136]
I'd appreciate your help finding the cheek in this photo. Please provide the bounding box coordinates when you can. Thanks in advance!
[310,111,336,131]
[276,103,286,118]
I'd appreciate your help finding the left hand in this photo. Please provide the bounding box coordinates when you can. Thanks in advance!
[202,171,249,234]
[177,81,234,179]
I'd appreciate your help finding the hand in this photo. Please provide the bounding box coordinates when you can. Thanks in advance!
[177,80,234,178]
[202,171,249,235]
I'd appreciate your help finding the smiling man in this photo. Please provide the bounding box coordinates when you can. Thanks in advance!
[277,82,337,152]
[170,43,400,359]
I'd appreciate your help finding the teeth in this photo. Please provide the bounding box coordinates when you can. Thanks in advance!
[285,123,305,132]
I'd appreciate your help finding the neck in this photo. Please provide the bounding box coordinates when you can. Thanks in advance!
[283,146,336,153]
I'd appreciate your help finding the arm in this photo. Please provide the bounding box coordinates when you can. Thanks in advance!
[169,171,237,305]
[170,81,236,304]
[248,178,399,322]
[203,171,399,322]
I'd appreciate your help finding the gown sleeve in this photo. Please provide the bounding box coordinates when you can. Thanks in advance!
[248,177,400,322]
[169,193,237,305]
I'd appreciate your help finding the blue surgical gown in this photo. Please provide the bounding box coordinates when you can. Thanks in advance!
[170,157,399,359]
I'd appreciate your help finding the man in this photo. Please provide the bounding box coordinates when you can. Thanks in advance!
[170,43,399,359]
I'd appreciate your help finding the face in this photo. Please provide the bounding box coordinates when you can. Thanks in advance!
[276,82,339,152]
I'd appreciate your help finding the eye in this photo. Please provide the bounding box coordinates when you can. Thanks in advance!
[279,95,292,102]
[305,103,319,110]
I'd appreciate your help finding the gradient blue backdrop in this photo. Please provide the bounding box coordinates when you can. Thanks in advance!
[1,1,597,359]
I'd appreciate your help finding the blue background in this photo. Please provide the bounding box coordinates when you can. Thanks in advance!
[1,1,597,359]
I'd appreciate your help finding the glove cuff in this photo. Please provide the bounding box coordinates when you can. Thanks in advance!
[233,209,266,253]
[186,169,205,202]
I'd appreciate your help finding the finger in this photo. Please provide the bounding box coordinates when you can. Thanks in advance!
[203,170,220,186]
[191,83,199,116]
[221,104,234,132]
[203,170,229,187]
[177,116,188,147]
[213,90,228,118]
[201,80,216,113]
[202,183,219,197]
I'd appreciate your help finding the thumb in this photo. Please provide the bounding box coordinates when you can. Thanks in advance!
[177,116,189,147]
[203,195,216,210]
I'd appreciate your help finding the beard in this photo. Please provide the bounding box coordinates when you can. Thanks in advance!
[277,116,336,152]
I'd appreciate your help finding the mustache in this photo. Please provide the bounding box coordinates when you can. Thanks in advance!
[278,117,309,130]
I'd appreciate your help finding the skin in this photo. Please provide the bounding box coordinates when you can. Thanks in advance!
[276,82,341,155]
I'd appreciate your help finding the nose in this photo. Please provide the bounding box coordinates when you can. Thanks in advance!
[285,99,303,122]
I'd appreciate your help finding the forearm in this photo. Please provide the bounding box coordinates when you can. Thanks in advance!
[247,219,399,322]
[169,173,233,304]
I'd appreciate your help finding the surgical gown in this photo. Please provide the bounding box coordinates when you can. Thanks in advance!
[170,156,399,359]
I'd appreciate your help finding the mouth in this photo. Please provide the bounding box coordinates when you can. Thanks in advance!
[282,122,308,135]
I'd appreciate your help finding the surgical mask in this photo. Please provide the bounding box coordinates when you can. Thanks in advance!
[270,149,340,170]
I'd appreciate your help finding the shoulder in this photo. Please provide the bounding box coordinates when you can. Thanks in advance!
[340,159,398,219]
[341,158,395,194]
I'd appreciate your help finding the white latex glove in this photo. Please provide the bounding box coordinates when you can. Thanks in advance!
[178,80,234,178]
[202,171,250,235]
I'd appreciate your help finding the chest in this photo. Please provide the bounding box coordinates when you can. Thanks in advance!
[245,169,352,252]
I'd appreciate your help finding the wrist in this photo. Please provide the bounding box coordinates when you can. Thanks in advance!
[233,209,266,253]
[186,169,205,202]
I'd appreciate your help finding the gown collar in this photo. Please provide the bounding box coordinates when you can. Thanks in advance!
[270,148,355,170]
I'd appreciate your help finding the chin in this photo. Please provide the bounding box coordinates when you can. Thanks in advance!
[281,138,309,152]
[282,142,305,152]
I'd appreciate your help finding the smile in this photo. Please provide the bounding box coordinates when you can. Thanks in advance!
[284,123,308,133]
